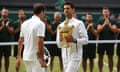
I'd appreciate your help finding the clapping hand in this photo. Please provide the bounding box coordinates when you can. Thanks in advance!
[104,15,110,26]
[6,21,10,27]
[87,23,93,31]
[1,21,5,27]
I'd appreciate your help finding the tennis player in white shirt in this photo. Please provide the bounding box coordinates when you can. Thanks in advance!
[56,1,88,72]
[16,3,47,72]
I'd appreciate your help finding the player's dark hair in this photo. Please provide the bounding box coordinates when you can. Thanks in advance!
[33,3,45,14]
[63,1,75,9]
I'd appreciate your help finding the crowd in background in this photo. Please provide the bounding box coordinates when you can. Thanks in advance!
[0,6,120,72]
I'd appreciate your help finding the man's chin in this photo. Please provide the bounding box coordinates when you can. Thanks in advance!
[2,15,7,18]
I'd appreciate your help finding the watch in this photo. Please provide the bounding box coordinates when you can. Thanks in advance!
[73,38,77,43]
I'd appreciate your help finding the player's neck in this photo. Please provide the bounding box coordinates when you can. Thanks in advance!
[66,14,72,19]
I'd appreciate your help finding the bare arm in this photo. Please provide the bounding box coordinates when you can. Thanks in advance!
[13,28,20,35]
[0,25,4,32]
[97,18,109,33]
[16,37,24,69]
[91,25,98,36]
[46,24,56,36]
[86,24,91,31]
[6,21,15,34]
[118,28,120,34]
[37,36,44,60]
[100,18,117,33]
[37,36,47,67]
[17,37,24,59]
[97,23,106,33]
[109,24,117,33]
[87,24,98,36]
[0,21,5,32]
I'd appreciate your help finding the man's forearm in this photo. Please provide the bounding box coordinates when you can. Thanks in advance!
[6,26,15,34]
[17,37,23,58]
[109,25,117,33]
[14,28,20,34]
[37,37,44,60]
[91,27,98,36]
[118,29,120,33]
[0,26,3,32]
[102,23,106,29]
[86,25,90,31]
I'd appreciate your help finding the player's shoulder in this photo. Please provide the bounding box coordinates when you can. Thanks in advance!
[72,18,84,26]
[22,18,30,25]
[21,18,31,28]
[39,19,45,25]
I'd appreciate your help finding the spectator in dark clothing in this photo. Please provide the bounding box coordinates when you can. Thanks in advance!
[44,12,63,72]
[82,12,97,72]
[96,7,117,72]
[13,9,26,72]
[0,8,14,72]
[50,12,63,72]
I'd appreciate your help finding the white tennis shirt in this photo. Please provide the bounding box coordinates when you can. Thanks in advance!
[20,15,45,61]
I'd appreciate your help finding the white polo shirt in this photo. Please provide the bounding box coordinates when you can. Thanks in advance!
[20,15,45,61]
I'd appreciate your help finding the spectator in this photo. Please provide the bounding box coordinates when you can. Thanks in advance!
[0,8,14,72]
[13,9,26,72]
[49,12,63,72]
[43,13,63,72]
[82,12,97,72]
[96,7,117,72]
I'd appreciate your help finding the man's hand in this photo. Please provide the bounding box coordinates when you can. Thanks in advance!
[97,24,103,33]
[36,51,47,67]
[65,34,74,42]
[104,18,110,26]
[6,21,10,27]
[87,23,93,31]
[46,24,51,31]
[89,23,93,27]
[16,58,21,70]
[14,28,20,34]
[110,25,117,33]
[39,59,47,67]
[0,21,5,31]
[1,21,5,27]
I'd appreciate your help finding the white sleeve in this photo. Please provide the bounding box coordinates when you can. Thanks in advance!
[20,24,24,37]
[37,23,45,37]
[77,21,88,45]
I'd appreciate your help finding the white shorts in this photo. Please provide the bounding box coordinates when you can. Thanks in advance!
[24,60,46,72]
